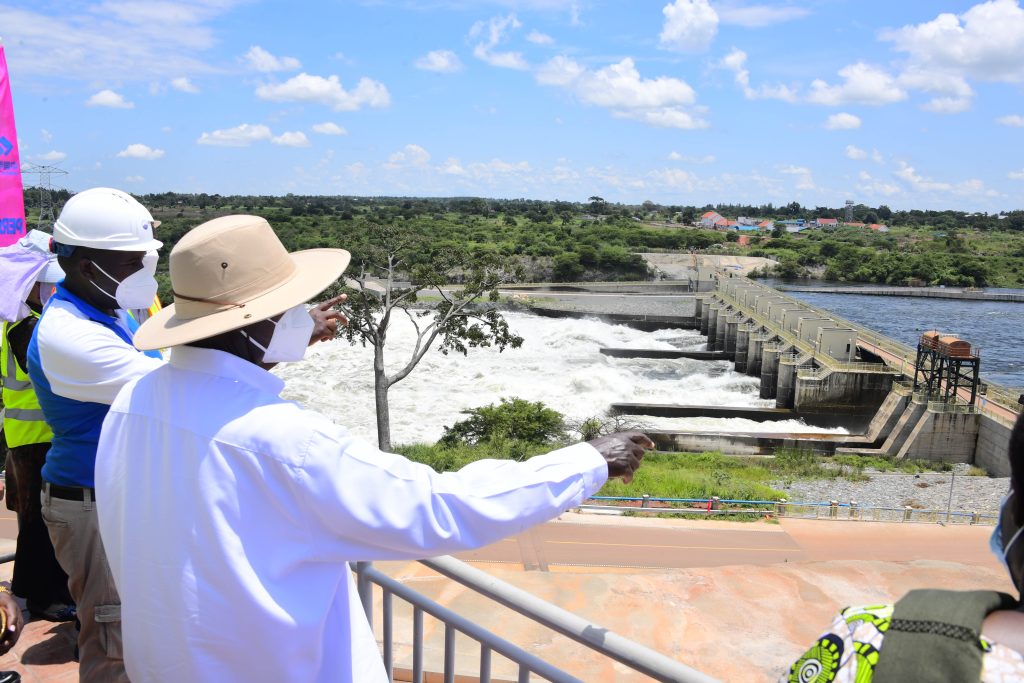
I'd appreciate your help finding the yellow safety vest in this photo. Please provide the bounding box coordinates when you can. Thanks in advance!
[1,312,53,447]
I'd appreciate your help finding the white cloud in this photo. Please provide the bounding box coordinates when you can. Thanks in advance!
[717,3,810,27]
[1008,169,1024,180]
[667,151,716,163]
[271,131,310,147]
[922,97,972,114]
[0,2,232,82]
[440,158,466,175]
[895,161,951,192]
[35,150,67,162]
[171,76,200,94]
[536,56,706,129]
[244,45,301,73]
[116,143,165,160]
[719,49,798,102]
[311,122,347,136]
[526,30,554,45]
[649,168,697,190]
[415,50,463,73]
[385,144,431,169]
[892,162,996,197]
[780,165,816,190]
[659,0,719,53]
[881,0,1024,84]
[807,63,907,106]
[845,145,867,160]
[856,170,902,197]
[470,15,529,69]
[998,114,1024,127]
[824,112,861,130]
[85,89,134,109]
[124,175,144,183]
[255,73,390,111]
[872,149,884,164]
[196,123,273,147]
[41,129,52,142]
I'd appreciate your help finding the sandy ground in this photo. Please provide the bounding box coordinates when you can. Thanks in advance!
[639,254,776,278]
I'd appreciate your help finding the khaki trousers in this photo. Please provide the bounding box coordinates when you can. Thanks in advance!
[41,485,129,683]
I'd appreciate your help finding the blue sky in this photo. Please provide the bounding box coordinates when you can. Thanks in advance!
[3,0,1023,211]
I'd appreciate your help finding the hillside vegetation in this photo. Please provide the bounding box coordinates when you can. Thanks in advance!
[23,190,1024,295]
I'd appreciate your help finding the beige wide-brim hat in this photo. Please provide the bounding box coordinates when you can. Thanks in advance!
[134,215,350,351]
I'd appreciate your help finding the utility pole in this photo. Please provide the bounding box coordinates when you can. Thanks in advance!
[21,163,68,230]
[845,199,854,224]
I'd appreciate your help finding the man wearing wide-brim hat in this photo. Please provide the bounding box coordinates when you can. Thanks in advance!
[94,215,652,683]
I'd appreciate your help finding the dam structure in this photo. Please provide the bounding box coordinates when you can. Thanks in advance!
[620,274,1020,476]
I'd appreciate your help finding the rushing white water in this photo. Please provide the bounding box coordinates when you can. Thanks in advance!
[276,312,846,446]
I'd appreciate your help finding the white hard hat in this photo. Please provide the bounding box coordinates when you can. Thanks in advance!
[53,187,163,252]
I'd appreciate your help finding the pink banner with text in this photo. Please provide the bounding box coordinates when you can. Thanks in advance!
[0,46,25,247]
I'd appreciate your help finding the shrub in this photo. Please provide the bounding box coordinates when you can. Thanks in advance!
[439,398,566,447]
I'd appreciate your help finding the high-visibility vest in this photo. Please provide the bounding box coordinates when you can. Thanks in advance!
[1,312,53,447]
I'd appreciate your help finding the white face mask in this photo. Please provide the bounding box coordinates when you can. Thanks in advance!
[241,304,314,363]
[38,283,55,307]
[90,251,159,310]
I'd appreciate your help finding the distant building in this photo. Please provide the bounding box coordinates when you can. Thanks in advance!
[758,220,774,230]
[844,221,866,228]
[737,217,759,226]
[815,218,839,228]
[700,211,724,228]
[868,223,889,232]
[780,219,805,233]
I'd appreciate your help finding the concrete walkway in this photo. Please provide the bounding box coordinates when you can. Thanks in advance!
[0,507,1011,682]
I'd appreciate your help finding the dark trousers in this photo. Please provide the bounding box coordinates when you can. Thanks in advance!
[5,443,72,607]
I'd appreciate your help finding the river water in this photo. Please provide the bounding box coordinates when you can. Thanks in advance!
[764,284,1024,390]
[276,312,844,447]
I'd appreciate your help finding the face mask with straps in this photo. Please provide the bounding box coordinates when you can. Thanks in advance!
[239,304,314,363]
[89,251,159,310]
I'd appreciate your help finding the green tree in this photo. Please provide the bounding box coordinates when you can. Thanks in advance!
[335,223,523,450]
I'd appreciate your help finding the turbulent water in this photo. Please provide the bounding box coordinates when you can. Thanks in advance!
[276,312,845,446]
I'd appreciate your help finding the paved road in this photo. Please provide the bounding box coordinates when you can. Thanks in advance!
[453,516,999,572]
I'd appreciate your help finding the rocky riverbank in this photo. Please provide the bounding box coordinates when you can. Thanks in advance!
[772,465,1008,514]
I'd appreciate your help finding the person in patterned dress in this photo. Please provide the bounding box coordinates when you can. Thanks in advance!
[782,413,1024,682]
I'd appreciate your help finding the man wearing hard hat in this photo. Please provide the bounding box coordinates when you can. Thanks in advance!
[26,188,166,683]
[0,230,75,628]
[93,215,650,682]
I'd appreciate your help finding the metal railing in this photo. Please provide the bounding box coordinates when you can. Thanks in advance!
[582,496,997,526]
[353,556,716,683]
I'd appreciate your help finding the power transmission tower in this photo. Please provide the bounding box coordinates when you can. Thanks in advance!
[845,199,854,223]
[21,163,68,230]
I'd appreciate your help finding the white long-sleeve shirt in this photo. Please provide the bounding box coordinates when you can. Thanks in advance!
[95,345,607,683]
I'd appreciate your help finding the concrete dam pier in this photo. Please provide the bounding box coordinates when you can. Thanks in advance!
[611,275,1021,476]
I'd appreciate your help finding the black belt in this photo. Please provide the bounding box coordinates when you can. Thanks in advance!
[44,483,95,501]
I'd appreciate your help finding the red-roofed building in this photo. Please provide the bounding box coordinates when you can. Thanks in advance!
[700,211,724,228]
[816,218,839,227]
[845,221,866,228]
[868,223,889,232]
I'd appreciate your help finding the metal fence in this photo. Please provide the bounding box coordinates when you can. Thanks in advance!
[583,495,998,526]
[353,556,717,683]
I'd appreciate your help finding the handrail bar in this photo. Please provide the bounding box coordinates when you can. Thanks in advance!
[419,555,718,683]
[354,561,582,683]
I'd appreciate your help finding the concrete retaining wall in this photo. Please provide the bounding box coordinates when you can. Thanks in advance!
[901,411,980,463]
[794,371,896,415]
[976,416,1013,476]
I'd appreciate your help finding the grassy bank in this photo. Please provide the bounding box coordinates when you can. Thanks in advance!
[393,443,970,502]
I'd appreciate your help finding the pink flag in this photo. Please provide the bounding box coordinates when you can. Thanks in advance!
[0,46,26,247]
